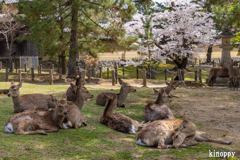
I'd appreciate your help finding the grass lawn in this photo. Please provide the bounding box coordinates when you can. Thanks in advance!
[0,82,239,160]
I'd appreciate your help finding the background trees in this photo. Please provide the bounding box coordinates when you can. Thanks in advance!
[16,0,136,77]
[124,0,216,69]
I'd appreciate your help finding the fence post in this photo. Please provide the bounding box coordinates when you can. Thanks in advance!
[92,67,95,77]
[195,58,197,65]
[15,65,17,73]
[87,67,91,83]
[31,68,34,81]
[39,64,42,74]
[38,66,40,74]
[24,64,27,72]
[181,70,185,81]
[12,63,14,72]
[123,67,125,79]
[164,69,167,81]
[18,70,21,82]
[81,70,86,85]
[136,67,139,79]
[5,68,8,82]
[194,71,197,81]
[149,67,152,79]
[59,68,62,80]
[199,60,201,67]
[51,64,54,70]
[171,71,174,83]
[115,65,118,84]
[177,69,182,81]
[199,69,202,83]
[142,69,147,87]
[112,70,115,86]
[0,62,2,70]
[99,67,102,78]
[107,68,109,79]
[49,69,53,85]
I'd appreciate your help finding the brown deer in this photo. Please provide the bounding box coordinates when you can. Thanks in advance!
[153,82,178,98]
[50,86,94,129]
[66,83,91,101]
[96,78,136,108]
[100,94,141,134]
[7,81,54,113]
[208,67,229,87]
[145,88,174,122]
[136,119,232,149]
[224,60,239,90]
[4,94,68,135]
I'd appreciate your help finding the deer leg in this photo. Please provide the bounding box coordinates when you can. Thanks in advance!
[43,127,59,133]
[157,139,174,149]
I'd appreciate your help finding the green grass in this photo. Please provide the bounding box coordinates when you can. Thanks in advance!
[0,82,238,160]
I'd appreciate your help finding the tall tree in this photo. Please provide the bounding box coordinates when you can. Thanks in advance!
[122,0,216,69]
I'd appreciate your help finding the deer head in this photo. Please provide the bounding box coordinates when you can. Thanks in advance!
[76,86,94,101]
[224,59,234,68]
[153,88,172,104]
[172,120,196,148]
[103,94,118,116]
[119,78,136,93]
[8,81,23,97]
[50,94,68,116]
[166,82,177,90]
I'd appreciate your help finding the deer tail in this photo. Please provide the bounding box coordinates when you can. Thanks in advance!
[195,132,232,145]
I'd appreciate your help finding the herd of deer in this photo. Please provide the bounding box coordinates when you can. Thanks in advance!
[4,76,232,149]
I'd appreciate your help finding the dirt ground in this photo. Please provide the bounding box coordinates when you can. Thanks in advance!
[167,87,240,157]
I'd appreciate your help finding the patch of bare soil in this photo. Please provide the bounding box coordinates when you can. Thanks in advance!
[170,87,240,157]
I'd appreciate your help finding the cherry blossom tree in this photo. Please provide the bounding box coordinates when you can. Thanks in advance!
[121,0,217,69]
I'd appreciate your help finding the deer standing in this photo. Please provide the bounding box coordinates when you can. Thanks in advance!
[224,60,239,91]
[136,119,232,149]
[145,88,174,122]
[208,67,229,87]
[96,79,136,108]
[100,94,141,134]
[7,81,54,113]
[4,95,68,135]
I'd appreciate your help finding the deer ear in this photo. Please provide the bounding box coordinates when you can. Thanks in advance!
[50,95,58,106]
[160,88,165,94]
[179,120,188,131]
[18,81,23,88]
[62,94,67,101]
[70,83,77,92]
[166,82,170,85]
[104,93,111,99]
[11,81,15,86]
[113,95,117,99]
[153,88,159,94]
[118,78,123,85]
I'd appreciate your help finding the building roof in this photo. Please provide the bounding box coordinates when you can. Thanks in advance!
[5,0,19,4]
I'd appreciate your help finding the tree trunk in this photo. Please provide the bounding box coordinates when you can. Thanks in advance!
[67,1,78,78]
[173,57,188,69]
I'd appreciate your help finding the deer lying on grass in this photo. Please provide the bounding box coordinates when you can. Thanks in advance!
[225,60,239,91]
[51,86,94,129]
[96,78,136,108]
[208,67,229,87]
[100,94,141,134]
[136,119,232,149]
[4,95,68,135]
[145,89,174,122]
[153,82,177,98]
[58,86,92,128]
[7,81,54,113]
[66,82,91,101]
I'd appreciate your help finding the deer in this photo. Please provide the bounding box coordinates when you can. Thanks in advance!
[96,78,136,108]
[153,82,178,98]
[145,88,174,123]
[66,82,91,101]
[4,94,68,135]
[50,85,94,129]
[224,60,239,91]
[100,94,141,134]
[208,67,229,87]
[136,119,232,149]
[7,81,55,113]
